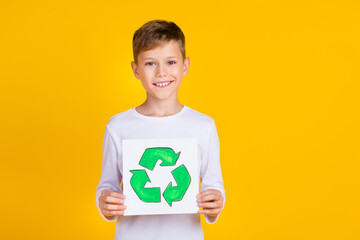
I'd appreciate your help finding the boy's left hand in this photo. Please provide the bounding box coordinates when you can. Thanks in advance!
[197,189,224,217]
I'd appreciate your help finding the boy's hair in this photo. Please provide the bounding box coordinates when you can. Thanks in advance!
[132,20,186,64]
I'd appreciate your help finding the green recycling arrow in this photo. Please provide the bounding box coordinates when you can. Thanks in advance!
[163,164,191,207]
[130,169,161,203]
[130,147,191,207]
[139,147,181,170]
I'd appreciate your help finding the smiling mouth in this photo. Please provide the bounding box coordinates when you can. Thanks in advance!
[153,81,174,88]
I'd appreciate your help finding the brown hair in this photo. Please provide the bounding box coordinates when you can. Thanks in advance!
[132,20,186,64]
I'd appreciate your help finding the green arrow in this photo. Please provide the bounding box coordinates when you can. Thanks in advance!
[130,170,161,202]
[139,147,181,170]
[162,164,191,207]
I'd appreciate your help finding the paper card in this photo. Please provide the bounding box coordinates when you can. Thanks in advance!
[122,138,199,216]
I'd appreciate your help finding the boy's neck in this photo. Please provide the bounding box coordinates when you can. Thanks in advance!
[136,99,184,117]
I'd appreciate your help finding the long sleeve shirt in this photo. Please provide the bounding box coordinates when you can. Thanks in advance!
[96,105,225,240]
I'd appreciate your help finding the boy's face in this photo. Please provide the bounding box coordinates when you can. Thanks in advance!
[131,40,190,101]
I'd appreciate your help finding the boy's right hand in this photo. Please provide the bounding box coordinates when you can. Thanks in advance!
[99,189,127,218]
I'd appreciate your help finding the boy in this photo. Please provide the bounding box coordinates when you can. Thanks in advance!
[96,19,225,239]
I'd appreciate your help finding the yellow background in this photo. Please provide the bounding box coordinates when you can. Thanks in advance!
[1,0,359,239]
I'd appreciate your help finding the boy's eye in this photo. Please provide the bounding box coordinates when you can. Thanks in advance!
[145,61,176,66]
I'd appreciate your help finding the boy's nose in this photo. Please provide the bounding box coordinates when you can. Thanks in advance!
[156,64,167,77]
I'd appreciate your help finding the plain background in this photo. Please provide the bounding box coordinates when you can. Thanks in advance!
[0,0,359,239]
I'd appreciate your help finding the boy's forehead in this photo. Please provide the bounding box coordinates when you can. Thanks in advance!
[138,40,182,60]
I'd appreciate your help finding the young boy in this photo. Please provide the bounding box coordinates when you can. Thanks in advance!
[96,19,225,239]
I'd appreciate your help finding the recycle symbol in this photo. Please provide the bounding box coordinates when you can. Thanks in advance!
[130,147,191,207]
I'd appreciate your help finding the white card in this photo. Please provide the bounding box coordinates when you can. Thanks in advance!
[122,138,199,216]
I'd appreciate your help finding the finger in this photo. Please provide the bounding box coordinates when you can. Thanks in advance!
[198,201,223,209]
[198,194,222,203]
[102,195,125,204]
[102,209,125,216]
[100,202,127,211]
[198,208,221,216]
[197,189,221,198]
[103,190,126,199]
[104,202,127,210]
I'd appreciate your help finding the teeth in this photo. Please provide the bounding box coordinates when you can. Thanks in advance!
[155,81,171,87]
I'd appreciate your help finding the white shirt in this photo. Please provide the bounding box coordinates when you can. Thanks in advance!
[96,105,225,240]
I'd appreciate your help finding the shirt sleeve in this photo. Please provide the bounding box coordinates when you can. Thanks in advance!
[95,125,123,222]
[200,119,225,224]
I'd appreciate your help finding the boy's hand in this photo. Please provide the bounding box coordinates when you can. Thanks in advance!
[197,189,224,217]
[99,189,127,218]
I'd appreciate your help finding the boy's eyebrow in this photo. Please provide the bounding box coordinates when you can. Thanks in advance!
[142,56,180,60]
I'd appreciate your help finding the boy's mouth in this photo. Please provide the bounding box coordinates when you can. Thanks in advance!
[153,80,174,88]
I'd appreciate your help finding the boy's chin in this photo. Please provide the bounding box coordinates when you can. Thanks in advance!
[147,91,178,101]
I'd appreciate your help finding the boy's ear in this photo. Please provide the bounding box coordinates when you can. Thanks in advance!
[131,61,140,79]
[183,57,190,76]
